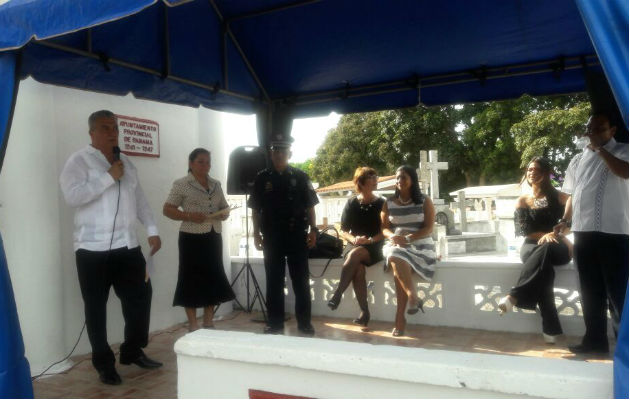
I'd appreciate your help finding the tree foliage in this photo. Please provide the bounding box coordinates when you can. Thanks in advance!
[512,101,590,174]
[290,159,313,176]
[311,93,589,197]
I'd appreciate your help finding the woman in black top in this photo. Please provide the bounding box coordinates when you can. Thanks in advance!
[499,157,573,344]
[327,167,385,328]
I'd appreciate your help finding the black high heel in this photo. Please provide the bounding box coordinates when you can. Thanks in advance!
[352,312,370,327]
[407,298,425,315]
[327,295,341,310]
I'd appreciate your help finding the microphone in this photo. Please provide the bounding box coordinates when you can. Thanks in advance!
[113,146,121,161]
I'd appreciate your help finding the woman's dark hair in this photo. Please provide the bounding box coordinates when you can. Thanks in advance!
[393,165,424,204]
[523,156,558,202]
[188,148,210,173]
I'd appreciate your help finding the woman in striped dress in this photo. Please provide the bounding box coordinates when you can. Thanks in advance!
[381,165,437,336]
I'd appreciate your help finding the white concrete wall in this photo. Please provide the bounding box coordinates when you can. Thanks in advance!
[175,330,612,398]
[0,78,240,375]
[230,254,612,338]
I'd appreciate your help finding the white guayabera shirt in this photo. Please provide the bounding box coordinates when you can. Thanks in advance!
[562,137,629,235]
[60,145,159,251]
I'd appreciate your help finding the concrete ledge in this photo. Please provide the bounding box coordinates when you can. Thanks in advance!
[175,330,612,398]
[232,254,575,270]
[230,255,594,337]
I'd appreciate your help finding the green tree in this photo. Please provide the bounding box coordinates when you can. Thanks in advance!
[311,93,590,196]
[512,101,590,175]
[311,107,463,193]
[290,159,314,176]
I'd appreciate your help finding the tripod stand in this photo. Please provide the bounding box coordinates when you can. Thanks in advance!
[229,193,267,321]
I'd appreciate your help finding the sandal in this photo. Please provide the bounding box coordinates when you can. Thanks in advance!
[391,328,405,337]
[498,296,514,315]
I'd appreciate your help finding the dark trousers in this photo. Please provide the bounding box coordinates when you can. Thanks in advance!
[76,246,151,372]
[263,233,311,328]
[511,239,571,335]
[574,232,629,347]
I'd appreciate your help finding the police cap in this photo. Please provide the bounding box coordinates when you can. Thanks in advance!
[269,134,294,150]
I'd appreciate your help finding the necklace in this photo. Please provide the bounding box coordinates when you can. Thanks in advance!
[533,196,548,208]
[399,197,413,205]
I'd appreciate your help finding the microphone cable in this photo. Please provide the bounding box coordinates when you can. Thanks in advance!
[33,160,122,381]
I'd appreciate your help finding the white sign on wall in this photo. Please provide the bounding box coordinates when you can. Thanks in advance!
[116,114,160,157]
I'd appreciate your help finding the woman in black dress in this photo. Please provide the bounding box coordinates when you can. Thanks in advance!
[498,157,573,344]
[163,148,235,331]
[327,167,385,328]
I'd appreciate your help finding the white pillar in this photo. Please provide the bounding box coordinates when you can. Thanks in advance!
[457,191,468,232]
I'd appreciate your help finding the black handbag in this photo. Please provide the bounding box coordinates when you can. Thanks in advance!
[308,227,344,259]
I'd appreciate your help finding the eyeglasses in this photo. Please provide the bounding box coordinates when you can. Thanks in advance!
[366,174,378,179]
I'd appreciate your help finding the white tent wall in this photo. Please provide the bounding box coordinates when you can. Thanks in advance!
[0,78,235,375]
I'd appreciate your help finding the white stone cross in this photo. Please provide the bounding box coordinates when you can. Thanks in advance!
[417,151,431,193]
[418,149,448,200]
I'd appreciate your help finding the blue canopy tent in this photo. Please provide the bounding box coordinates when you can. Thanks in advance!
[0,0,627,397]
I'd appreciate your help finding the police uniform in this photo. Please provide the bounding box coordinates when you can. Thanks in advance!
[247,164,319,330]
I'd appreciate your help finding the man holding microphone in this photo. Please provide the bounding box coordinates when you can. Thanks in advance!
[60,110,162,385]
[556,112,628,355]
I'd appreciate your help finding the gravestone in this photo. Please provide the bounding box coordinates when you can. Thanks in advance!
[418,150,448,204]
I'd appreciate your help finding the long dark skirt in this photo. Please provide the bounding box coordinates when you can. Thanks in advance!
[510,239,571,335]
[173,231,235,308]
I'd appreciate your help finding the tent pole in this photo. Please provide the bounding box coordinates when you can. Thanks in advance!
[162,3,171,79]
[208,0,270,102]
[286,58,600,106]
[222,24,228,90]
[226,0,322,23]
[34,41,257,103]
[86,29,92,54]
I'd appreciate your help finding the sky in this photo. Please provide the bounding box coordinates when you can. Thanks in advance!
[221,112,341,163]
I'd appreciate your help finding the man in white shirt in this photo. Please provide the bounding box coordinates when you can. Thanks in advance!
[60,110,162,385]
[557,112,629,355]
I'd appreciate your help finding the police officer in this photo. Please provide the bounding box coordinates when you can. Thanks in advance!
[248,135,319,335]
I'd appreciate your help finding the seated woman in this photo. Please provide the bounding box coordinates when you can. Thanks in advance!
[163,148,235,332]
[327,167,385,328]
[498,157,572,344]
[381,165,437,337]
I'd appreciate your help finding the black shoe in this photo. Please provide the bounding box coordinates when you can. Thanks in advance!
[352,312,370,327]
[298,324,315,335]
[407,298,425,315]
[120,354,163,369]
[568,343,609,354]
[327,295,341,311]
[263,325,284,334]
[98,369,122,385]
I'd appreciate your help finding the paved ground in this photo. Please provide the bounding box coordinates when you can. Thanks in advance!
[32,312,613,398]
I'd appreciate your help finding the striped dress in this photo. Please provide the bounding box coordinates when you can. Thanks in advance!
[382,198,437,281]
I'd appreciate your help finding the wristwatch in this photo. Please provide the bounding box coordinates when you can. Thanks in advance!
[559,218,572,228]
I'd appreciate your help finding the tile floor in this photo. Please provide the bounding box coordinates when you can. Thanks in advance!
[32,311,613,398]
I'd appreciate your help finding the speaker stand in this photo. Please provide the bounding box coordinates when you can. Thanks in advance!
[220,193,268,323]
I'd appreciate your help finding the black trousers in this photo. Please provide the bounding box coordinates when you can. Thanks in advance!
[263,232,311,328]
[510,239,571,335]
[76,246,151,372]
[574,232,629,347]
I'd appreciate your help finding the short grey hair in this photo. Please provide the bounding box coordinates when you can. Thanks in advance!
[88,110,116,131]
